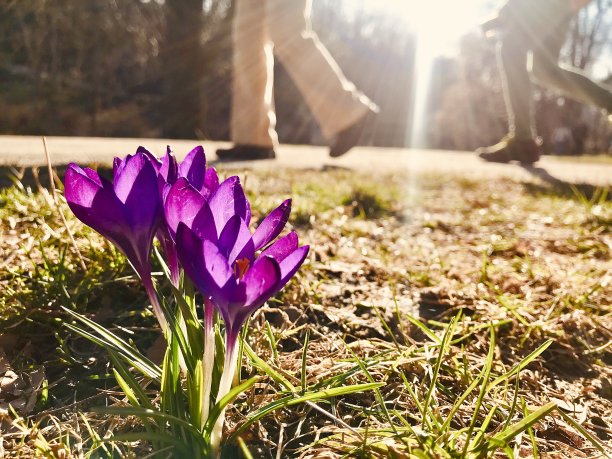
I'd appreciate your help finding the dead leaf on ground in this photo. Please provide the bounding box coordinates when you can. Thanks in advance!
[0,348,45,415]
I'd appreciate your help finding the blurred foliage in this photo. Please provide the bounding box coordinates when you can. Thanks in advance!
[0,0,610,153]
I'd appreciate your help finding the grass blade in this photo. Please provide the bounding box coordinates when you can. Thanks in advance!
[63,307,161,379]
[488,402,557,446]
[487,340,552,390]
[204,376,260,436]
[556,409,611,458]
[229,382,383,441]
[463,325,496,455]
[94,407,202,437]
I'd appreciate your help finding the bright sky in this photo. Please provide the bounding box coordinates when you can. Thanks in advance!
[349,0,494,55]
[350,0,611,77]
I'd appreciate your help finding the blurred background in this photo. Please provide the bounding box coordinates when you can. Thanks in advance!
[0,0,610,155]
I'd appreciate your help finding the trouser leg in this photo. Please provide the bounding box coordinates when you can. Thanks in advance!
[531,56,612,112]
[528,1,612,113]
[266,0,376,140]
[231,0,277,148]
[497,35,534,139]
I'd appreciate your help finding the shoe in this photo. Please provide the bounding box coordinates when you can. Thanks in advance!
[216,144,276,162]
[477,136,542,165]
[329,110,378,158]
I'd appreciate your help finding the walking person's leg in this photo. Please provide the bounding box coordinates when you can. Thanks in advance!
[217,0,277,161]
[266,0,379,157]
[477,0,575,164]
[477,30,542,163]
[477,0,546,163]
[531,49,612,113]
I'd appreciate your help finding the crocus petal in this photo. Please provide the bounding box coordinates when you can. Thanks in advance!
[218,216,240,258]
[65,165,144,273]
[157,226,180,287]
[114,153,151,203]
[242,256,280,308]
[178,146,207,189]
[136,146,160,170]
[113,153,133,178]
[113,157,123,176]
[202,239,234,291]
[202,167,220,199]
[175,223,206,289]
[218,215,255,264]
[190,201,218,243]
[80,166,103,187]
[65,165,126,238]
[164,178,208,236]
[261,231,298,263]
[116,155,162,234]
[162,182,172,204]
[159,146,178,184]
[277,245,309,287]
[252,199,291,250]
[176,224,230,305]
[208,177,250,232]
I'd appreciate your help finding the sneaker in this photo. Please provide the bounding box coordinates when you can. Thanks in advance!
[329,110,378,158]
[477,136,542,165]
[216,144,276,162]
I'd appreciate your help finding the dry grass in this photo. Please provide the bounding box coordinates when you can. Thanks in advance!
[0,165,610,458]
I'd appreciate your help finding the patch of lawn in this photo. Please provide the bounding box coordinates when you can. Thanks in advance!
[0,167,610,457]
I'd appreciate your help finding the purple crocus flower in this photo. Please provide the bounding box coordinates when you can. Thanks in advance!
[64,152,167,330]
[176,146,219,200]
[176,225,308,345]
[134,145,219,198]
[166,173,306,343]
[136,146,219,286]
[168,175,308,451]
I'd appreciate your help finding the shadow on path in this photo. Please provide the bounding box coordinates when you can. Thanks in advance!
[520,164,610,202]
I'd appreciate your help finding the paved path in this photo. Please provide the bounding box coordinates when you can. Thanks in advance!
[0,135,610,186]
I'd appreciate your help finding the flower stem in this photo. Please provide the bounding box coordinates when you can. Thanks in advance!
[210,332,239,457]
[142,276,168,334]
[201,298,215,427]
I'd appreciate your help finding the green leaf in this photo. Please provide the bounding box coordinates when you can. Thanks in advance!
[488,402,557,446]
[158,292,197,376]
[236,436,255,459]
[204,376,260,436]
[405,314,442,344]
[243,342,295,392]
[62,307,161,380]
[160,333,188,441]
[423,313,460,428]
[487,340,552,390]
[94,407,202,438]
[109,352,155,411]
[154,247,172,283]
[229,382,383,441]
[438,372,482,434]
[556,409,611,458]
[463,325,496,455]
[113,369,139,407]
[108,431,195,457]
[169,283,204,358]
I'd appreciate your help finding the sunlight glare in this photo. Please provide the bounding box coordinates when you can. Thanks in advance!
[359,0,484,56]
[358,0,486,149]
[352,0,489,207]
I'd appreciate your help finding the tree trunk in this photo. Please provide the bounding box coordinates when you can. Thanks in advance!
[161,0,204,139]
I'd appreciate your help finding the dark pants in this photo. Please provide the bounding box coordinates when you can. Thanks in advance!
[497,0,612,139]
